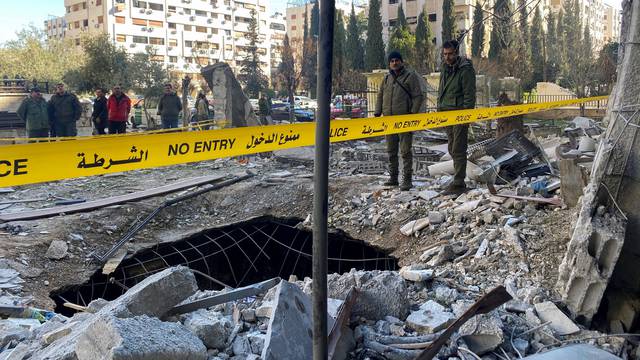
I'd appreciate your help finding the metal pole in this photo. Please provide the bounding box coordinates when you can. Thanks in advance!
[312,0,335,358]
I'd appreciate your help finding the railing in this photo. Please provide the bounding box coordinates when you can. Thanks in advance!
[0,79,52,94]
[522,94,608,109]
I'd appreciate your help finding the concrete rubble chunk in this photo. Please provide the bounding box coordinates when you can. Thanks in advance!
[399,265,434,282]
[400,217,430,236]
[232,335,252,356]
[534,301,580,336]
[434,286,459,305]
[405,300,455,334]
[262,281,334,360]
[428,211,445,224]
[75,315,207,360]
[521,344,622,359]
[181,309,232,350]
[459,313,504,355]
[246,332,265,355]
[427,245,455,266]
[45,240,68,260]
[103,265,198,318]
[328,271,409,320]
[418,190,439,201]
[454,200,481,214]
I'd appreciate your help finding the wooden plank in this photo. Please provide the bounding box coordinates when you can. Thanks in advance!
[102,249,128,275]
[0,174,226,222]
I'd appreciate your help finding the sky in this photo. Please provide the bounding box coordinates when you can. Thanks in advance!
[0,0,622,45]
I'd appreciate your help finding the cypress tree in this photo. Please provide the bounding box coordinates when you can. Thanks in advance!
[365,0,386,70]
[530,6,544,86]
[415,10,435,73]
[346,3,364,70]
[397,3,407,28]
[470,1,485,57]
[333,10,346,92]
[518,0,529,44]
[488,0,511,59]
[441,0,456,43]
[546,11,558,81]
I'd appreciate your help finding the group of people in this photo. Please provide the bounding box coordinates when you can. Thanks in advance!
[375,40,476,195]
[17,82,214,139]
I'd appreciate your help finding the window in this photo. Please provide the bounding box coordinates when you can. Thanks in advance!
[148,20,163,27]
[259,5,265,11]
[224,0,230,5]
[224,14,231,20]
[185,40,193,47]
[83,19,89,27]
[211,28,219,34]
[66,6,71,13]
[82,0,87,7]
[149,37,164,45]
[133,0,147,8]
[132,18,147,26]
[168,5,176,12]
[132,36,148,44]
[185,57,194,63]
[168,38,178,46]
[169,56,178,62]
[389,19,397,27]
[184,8,192,14]
[270,23,285,31]
[116,34,126,42]
[74,21,80,29]
[184,24,192,31]
[389,0,398,3]
[225,44,232,50]
[168,22,176,29]
[428,13,436,22]
[196,10,207,16]
[196,26,207,33]
[291,25,297,30]
[211,43,220,49]
[115,16,125,24]
[291,14,297,19]
[224,29,231,35]
[149,2,163,11]
[212,13,218,18]
[97,16,104,24]
[96,0,102,5]
[151,55,164,62]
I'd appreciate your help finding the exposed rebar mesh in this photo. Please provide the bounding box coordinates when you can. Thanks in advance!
[52,216,397,314]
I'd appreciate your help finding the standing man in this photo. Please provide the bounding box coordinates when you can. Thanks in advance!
[48,83,82,137]
[438,40,476,195]
[107,85,131,134]
[374,51,424,191]
[157,83,182,129]
[91,88,108,135]
[17,87,49,141]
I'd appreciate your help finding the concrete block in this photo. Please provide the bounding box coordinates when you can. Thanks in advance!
[428,211,445,224]
[399,265,434,282]
[406,300,455,334]
[45,240,68,260]
[400,217,430,236]
[262,281,334,360]
[534,302,580,336]
[247,332,265,354]
[181,309,232,350]
[232,335,251,356]
[327,271,409,320]
[76,315,207,360]
[460,313,504,355]
[556,186,626,321]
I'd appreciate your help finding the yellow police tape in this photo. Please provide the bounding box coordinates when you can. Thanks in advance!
[0,96,607,187]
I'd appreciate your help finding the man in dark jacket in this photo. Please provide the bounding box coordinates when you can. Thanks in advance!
[438,40,476,195]
[157,83,182,129]
[17,87,49,141]
[107,85,131,134]
[48,83,82,137]
[91,88,108,135]
[374,51,424,191]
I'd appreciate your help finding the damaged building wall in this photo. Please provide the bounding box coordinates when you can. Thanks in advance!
[556,0,640,329]
[200,63,267,128]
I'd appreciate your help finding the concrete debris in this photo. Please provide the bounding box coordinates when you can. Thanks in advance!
[75,315,207,360]
[399,265,434,282]
[521,344,622,359]
[406,300,455,334]
[181,309,232,349]
[400,217,430,236]
[459,313,504,355]
[45,240,68,260]
[534,301,580,336]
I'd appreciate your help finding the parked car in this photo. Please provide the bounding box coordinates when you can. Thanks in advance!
[294,95,317,110]
[271,102,315,122]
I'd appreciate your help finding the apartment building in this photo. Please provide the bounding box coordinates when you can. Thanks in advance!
[45,16,68,40]
[285,0,367,43]
[53,0,284,81]
[603,3,621,43]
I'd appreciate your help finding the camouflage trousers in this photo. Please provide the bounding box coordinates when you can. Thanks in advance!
[386,132,413,180]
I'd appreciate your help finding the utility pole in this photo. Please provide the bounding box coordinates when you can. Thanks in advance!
[312,0,335,358]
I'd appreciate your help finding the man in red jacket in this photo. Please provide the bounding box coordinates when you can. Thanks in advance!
[107,85,131,134]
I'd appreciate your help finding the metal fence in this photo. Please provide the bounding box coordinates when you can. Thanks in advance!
[0,79,52,94]
[522,94,608,109]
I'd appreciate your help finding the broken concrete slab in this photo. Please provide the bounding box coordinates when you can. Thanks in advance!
[459,313,504,355]
[418,190,439,201]
[247,332,265,355]
[521,344,621,359]
[45,240,68,260]
[181,309,232,350]
[405,300,455,334]
[453,200,481,214]
[534,302,580,336]
[104,266,198,318]
[328,271,409,320]
[400,217,430,236]
[427,245,455,267]
[428,211,445,224]
[262,281,334,360]
[76,315,207,360]
[399,265,434,282]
